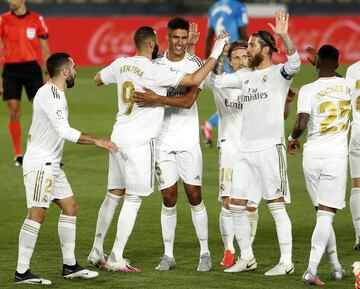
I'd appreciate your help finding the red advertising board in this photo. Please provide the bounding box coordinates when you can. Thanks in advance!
[33,16,360,65]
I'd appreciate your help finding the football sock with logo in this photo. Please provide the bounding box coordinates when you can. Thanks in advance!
[268,202,292,266]
[8,120,22,156]
[229,204,254,261]
[220,207,235,253]
[58,214,77,266]
[190,201,210,255]
[91,192,122,259]
[247,209,259,245]
[350,188,360,242]
[308,210,335,275]
[108,195,142,263]
[161,204,177,258]
[17,219,41,274]
[326,226,341,271]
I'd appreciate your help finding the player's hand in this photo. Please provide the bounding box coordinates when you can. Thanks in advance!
[287,139,300,155]
[268,9,289,36]
[134,87,159,107]
[305,46,317,66]
[286,87,298,102]
[94,139,118,153]
[188,22,200,46]
[210,31,230,59]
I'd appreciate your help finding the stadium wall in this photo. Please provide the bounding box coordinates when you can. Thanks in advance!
[9,15,359,66]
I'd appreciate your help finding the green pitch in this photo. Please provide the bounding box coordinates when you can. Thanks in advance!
[0,65,356,288]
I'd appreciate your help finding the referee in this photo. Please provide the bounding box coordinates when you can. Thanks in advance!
[0,0,50,166]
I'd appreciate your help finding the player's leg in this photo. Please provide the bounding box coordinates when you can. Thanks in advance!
[155,149,179,271]
[246,203,259,245]
[179,144,211,271]
[88,152,125,268]
[218,147,236,267]
[263,145,293,276]
[52,168,98,280]
[349,135,360,249]
[225,155,257,273]
[200,112,217,147]
[14,169,52,284]
[107,141,155,272]
[302,156,347,285]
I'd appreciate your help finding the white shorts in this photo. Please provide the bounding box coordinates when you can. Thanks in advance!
[303,154,347,209]
[156,143,202,190]
[24,164,73,209]
[231,144,290,205]
[218,146,237,201]
[350,133,360,179]
[108,139,156,196]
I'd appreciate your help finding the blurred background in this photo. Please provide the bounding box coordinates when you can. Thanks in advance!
[0,0,358,66]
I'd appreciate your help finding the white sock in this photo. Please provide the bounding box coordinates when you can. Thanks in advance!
[219,207,235,253]
[17,219,41,273]
[247,209,259,245]
[161,204,177,258]
[91,192,122,259]
[229,204,253,261]
[108,195,142,263]
[308,210,335,275]
[190,201,209,255]
[326,226,341,271]
[350,188,360,241]
[268,202,292,266]
[58,214,77,266]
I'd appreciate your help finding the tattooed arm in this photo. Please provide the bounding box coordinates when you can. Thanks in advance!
[213,44,230,75]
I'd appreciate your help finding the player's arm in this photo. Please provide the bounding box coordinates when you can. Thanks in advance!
[205,28,215,59]
[94,72,103,86]
[288,113,309,155]
[40,96,117,152]
[268,9,301,77]
[135,86,200,109]
[40,38,50,66]
[284,87,297,119]
[179,34,228,87]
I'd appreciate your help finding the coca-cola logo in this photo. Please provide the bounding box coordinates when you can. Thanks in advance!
[88,20,170,64]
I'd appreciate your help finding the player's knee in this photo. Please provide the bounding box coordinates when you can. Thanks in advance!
[222,197,230,209]
[62,202,79,216]
[28,210,46,224]
[162,189,177,207]
[108,188,125,197]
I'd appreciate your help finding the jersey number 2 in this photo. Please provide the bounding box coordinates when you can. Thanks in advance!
[122,81,135,115]
[319,100,350,135]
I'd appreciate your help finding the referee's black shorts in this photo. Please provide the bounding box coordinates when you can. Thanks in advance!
[2,61,43,101]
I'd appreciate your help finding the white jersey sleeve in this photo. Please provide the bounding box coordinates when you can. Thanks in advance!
[152,62,187,89]
[211,70,245,89]
[346,61,360,130]
[280,52,301,80]
[100,59,119,85]
[297,85,312,114]
[38,92,81,143]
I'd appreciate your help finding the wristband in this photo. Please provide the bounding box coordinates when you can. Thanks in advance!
[288,135,296,142]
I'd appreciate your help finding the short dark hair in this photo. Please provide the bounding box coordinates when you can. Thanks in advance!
[134,26,157,49]
[252,30,278,54]
[167,17,189,31]
[228,40,248,59]
[317,45,339,63]
[46,52,71,78]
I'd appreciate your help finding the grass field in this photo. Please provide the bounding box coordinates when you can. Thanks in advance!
[0,64,357,289]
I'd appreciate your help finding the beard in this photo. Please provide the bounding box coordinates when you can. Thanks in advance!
[66,75,75,88]
[248,52,264,68]
[152,43,159,60]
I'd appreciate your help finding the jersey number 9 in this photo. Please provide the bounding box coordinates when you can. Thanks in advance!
[122,81,135,115]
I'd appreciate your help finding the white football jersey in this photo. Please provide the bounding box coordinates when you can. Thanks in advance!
[100,55,186,147]
[155,51,203,150]
[346,61,360,133]
[212,53,301,152]
[23,83,81,174]
[205,73,243,154]
[297,76,355,157]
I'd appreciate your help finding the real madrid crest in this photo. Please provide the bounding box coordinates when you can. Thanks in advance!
[262,75,268,82]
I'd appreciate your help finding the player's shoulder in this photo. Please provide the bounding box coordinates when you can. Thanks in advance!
[347,61,360,76]
[28,11,44,21]
[38,83,62,100]
[155,53,166,64]
[185,52,203,67]
[0,11,12,19]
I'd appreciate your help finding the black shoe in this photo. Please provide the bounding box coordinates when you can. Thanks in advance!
[61,262,98,279]
[13,269,51,285]
[14,155,23,167]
